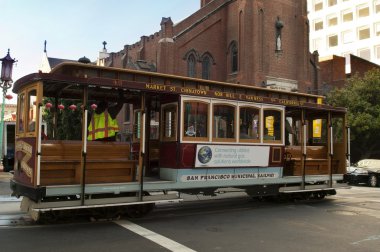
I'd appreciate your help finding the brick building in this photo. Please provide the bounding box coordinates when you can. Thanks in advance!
[102,0,319,93]
[319,54,380,95]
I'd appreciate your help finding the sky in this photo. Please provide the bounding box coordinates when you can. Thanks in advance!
[0,0,200,103]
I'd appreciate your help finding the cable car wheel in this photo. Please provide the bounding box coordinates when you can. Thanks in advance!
[124,192,155,218]
[37,210,64,224]
[90,206,124,221]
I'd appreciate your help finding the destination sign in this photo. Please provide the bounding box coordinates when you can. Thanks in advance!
[144,83,312,108]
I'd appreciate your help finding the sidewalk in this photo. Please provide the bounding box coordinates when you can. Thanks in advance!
[0,168,14,195]
[0,161,13,177]
[0,164,13,180]
[0,171,12,180]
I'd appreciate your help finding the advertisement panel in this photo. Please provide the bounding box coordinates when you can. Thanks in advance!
[195,144,270,168]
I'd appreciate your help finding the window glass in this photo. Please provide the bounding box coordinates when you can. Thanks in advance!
[239,107,260,142]
[328,0,337,7]
[150,110,160,140]
[187,54,196,78]
[358,6,369,18]
[375,46,380,59]
[328,16,338,27]
[263,109,282,142]
[183,101,208,140]
[376,1,380,14]
[332,117,344,143]
[124,104,130,122]
[375,23,380,36]
[358,27,370,40]
[202,56,210,80]
[17,93,25,133]
[162,104,177,140]
[314,0,323,11]
[358,48,371,61]
[328,35,338,47]
[133,110,141,141]
[314,20,323,31]
[27,90,37,132]
[213,104,235,140]
[312,118,327,144]
[288,118,302,146]
[285,117,295,146]
[342,11,353,22]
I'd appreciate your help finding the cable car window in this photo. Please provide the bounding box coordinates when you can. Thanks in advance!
[239,106,260,142]
[162,104,177,141]
[213,104,236,141]
[27,90,37,132]
[183,101,209,140]
[312,118,327,144]
[150,110,160,140]
[133,110,141,141]
[263,109,282,143]
[332,116,344,143]
[17,93,25,133]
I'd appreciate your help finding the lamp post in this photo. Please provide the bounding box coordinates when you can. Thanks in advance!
[0,49,16,167]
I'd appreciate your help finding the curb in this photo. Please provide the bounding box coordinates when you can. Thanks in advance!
[0,170,12,179]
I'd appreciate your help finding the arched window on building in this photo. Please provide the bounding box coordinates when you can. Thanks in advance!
[187,54,196,78]
[230,42,238,73]
[202,54,213,80]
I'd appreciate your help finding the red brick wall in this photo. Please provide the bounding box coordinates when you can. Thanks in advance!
[350,54,380,78]
[104,0,315,91]
[320,55,345,85]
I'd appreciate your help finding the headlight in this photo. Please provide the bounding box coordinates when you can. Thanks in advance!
[353,168,368,174]
[346,166,356,173]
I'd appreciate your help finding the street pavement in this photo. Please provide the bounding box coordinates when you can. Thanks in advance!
[0,167,28,226]
[1,169,380,251]
[0,166,21,215]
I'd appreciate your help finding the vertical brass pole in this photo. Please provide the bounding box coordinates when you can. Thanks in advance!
[328,112,333,188]
[0,95,5,166]
[138,94,146,201]
[81,87,88,206]
[301,109,306,190]
[345,113,350,175]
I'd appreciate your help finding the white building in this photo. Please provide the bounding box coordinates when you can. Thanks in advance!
[308,0,380,71]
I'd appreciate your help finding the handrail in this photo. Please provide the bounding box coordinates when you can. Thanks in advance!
[81,109,88,206]
[36,105,43,186]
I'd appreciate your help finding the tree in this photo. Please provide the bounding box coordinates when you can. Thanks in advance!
[326,68,380,162]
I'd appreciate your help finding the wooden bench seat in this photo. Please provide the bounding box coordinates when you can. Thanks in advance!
[284,146,339,176]
[292,159,339,176]
[40,140,135,186]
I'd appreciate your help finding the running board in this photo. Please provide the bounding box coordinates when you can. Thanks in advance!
[21,194,182,213]
[279,183,350,193]
[33,198,183,212]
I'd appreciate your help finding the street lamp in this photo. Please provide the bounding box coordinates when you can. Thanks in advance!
[0,49,16,167]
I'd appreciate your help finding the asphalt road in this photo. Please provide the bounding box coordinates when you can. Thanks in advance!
[0,173,379,252]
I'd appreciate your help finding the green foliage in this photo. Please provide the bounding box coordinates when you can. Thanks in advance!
[326,68,380,160]
[43,98,83,140]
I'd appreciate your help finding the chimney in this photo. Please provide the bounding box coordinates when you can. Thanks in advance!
[201,0,213,8]
[160,17,174,38]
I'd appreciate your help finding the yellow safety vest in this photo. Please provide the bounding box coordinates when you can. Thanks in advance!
[88,110,119,140]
